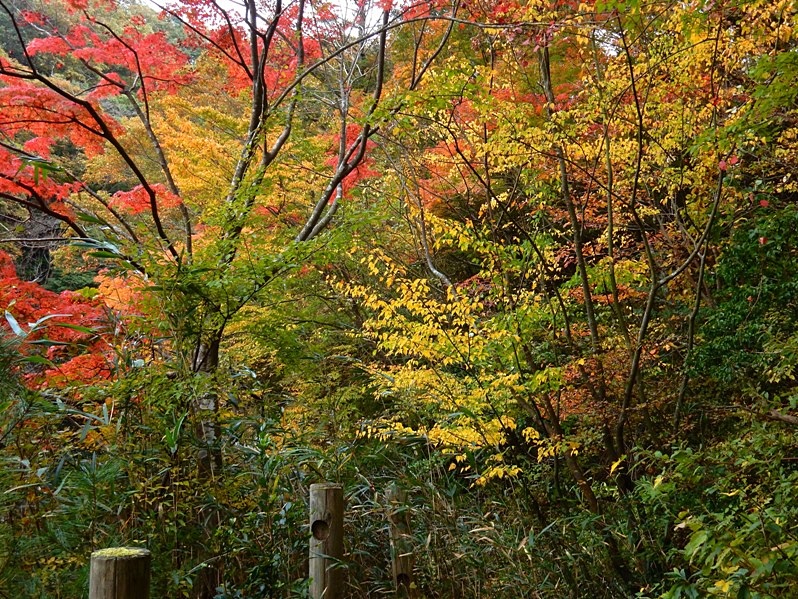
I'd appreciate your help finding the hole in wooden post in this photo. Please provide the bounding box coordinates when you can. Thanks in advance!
[311,519,330,540]
[397,573,411,588]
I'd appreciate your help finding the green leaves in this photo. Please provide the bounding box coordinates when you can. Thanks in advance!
[637,424,798,598]
[163,411,188,456]
[693,204,798,387]
[17,155,65,185]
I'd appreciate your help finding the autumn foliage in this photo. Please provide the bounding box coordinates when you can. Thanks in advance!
[0,250,113,387]
[2,0,798,596]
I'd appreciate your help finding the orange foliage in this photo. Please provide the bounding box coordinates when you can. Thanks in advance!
[0,251,115,389]
[109,184,183,215]
[95,272,148,312]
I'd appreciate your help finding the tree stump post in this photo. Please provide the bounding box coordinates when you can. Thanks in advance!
[309,483,344,599]
[89,547,151,599]
[387,485,415,597]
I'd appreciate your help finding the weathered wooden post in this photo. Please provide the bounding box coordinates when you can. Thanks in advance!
[309,483,344,599]
[89,547,151,599]
[387,485,415,597]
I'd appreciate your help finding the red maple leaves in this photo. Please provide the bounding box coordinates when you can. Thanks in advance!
[324,122,379,197]
[110,184,183,215]
[0,251,115,389]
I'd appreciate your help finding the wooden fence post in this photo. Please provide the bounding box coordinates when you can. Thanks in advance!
[89,547,151,599]
[387,485,415,597]
[309,483,344,599]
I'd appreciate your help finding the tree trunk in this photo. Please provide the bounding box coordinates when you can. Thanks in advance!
[191,331,223,599]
